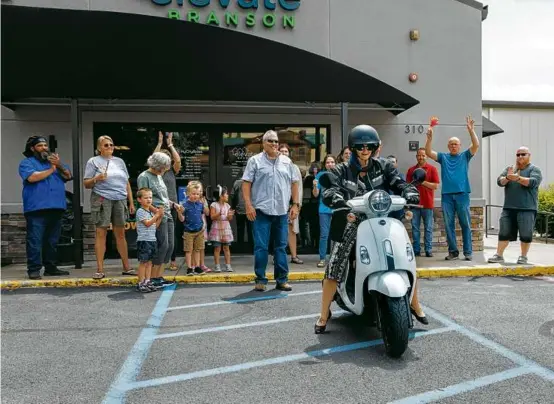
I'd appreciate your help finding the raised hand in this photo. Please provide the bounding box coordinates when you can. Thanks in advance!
[466,115,475,132]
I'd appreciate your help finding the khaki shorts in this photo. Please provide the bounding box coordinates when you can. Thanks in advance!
[183,230,205,252]
[91,192,128,228]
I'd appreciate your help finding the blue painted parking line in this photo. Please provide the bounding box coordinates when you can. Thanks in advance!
[120,327,453,392]
[102,285,177,404]
[165,290,321,311]
[423,305,554,382]
[389,367,532,404]
[155,310,348,340]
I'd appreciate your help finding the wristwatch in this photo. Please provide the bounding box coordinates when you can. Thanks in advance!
[291,202,300,208]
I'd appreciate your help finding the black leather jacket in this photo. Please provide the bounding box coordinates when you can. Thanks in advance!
[322,158,419,209]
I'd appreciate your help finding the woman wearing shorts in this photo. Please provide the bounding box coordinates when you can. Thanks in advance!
[84,135,135,279]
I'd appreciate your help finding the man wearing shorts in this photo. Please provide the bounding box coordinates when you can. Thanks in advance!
[488,147,543,265]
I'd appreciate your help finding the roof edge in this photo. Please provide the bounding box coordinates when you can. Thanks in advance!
[483,100,554,109]
[454,0,484,11]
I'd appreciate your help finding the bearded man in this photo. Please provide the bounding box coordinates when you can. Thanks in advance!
[488,146,543,265]
[18,136,72,279]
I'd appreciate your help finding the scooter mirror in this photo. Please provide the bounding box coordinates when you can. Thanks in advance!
[411,168,426,185]
[318,171,337,188]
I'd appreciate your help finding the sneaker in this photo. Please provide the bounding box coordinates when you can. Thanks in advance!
[414,252,421,257]
[160,277,175,286]
[317,260,326,268]
[425,252,434,258]
[517,256,528,265]
[200,265,212,273]
[464,255,472,261]
[136,284,152,293]
[254,283,267,292]
[213,264,222,273]
[194,266,205,275]
[145,281,158,291]
[276,282,292,291]
[445,252,459,261]
[187,268,194,276]
[488,254,504,263]
[28,271,42,280]
[43,268,70,276]
[224,264,234,272]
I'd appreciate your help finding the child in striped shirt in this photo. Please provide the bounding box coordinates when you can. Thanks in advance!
[136,187,164,293]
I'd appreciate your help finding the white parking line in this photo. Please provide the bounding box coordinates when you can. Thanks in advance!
[165,290,322,311]
[122,327,453,392]
[389,367,532,404]
[155,310,348,340]
[423,305,554,382]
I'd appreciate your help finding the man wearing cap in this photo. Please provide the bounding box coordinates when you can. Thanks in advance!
[19,136,72,279]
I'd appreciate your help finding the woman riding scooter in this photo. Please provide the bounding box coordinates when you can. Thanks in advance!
[315,125,428,334]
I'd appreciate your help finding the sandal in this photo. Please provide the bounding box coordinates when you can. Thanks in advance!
[169,263,178,271]
[122,269,136,276]
[92,272,105,280]
[291,256,304,264]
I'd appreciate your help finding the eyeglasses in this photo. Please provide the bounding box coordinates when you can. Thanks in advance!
[516,153,528,157]
[265,139,279,144]
[103,143,114,148]
[353,143,377,152]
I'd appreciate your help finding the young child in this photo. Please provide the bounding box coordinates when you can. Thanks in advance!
[178,184,209,276]
[136,188,164,292]
[188,181,212,273]
[209,185,235,272]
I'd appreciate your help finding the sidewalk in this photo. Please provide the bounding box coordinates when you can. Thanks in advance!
[1,236,553,289]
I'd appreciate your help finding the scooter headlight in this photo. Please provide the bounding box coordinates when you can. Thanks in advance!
[368,190,392,214]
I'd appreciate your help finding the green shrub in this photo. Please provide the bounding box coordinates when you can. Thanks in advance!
[536,184,554,237]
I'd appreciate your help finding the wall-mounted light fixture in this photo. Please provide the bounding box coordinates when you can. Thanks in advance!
[408,73,418,83]
[409,29,420,41]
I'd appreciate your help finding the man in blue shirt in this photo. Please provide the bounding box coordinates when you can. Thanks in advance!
[425,116,480,261]
[18,136,72,279]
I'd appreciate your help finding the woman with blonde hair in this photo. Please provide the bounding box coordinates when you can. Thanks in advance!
[84,135,135,279]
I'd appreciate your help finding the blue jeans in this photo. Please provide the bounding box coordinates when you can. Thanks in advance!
[411,208,434,254]
[318,213,332,260]
[252,210,289,285]
[441,193,472,256]
[25,210,63,275]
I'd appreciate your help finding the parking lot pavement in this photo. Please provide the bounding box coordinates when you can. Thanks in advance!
[2,277,554,404]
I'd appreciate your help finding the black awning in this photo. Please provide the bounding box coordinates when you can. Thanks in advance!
[482,116,505,137]
[1,5,419,114]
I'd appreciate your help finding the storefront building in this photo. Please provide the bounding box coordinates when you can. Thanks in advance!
[1,0,489,264]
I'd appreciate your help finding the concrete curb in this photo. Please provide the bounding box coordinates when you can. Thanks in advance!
[2,265,553,290]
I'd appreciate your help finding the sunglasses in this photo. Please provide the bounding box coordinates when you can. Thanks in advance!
[265,139,279,144]
[516,153,528,157]
[353,143,377,152]
[103,143,114,148]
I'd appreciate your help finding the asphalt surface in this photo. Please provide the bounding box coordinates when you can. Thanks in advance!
[1,277,553,404]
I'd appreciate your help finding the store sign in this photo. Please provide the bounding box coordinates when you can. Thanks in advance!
[152,0,300,29]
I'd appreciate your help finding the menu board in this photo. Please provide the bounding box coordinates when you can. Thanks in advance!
[181,149,205,179]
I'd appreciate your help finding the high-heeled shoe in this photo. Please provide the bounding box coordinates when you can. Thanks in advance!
[410,307,429,325]
[314,310,332,334]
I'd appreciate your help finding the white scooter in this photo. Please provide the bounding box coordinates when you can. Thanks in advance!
[319,168,425,358]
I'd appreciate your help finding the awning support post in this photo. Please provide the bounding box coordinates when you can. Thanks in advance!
[340,102,349,148]
[71,99,83,269]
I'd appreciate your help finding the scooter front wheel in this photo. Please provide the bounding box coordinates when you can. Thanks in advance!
[378,295,410,358]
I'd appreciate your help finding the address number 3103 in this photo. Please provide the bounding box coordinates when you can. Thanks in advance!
[405,125,425,134]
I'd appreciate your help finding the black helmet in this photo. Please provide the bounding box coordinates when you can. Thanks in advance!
[347,125,380,152]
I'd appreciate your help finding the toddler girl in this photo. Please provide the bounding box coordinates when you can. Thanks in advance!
[209,185,234,272]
